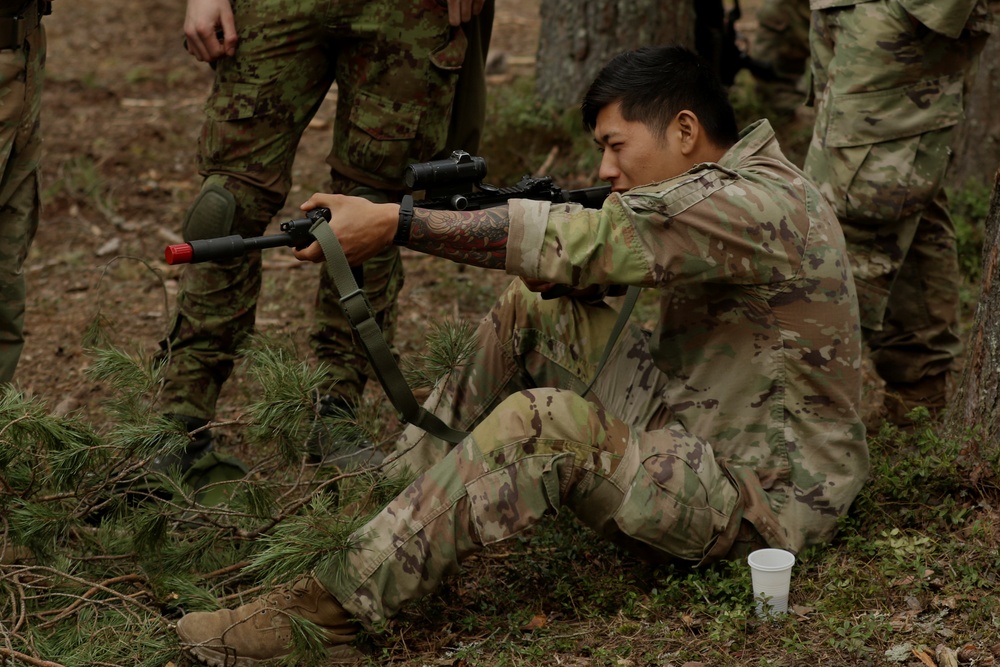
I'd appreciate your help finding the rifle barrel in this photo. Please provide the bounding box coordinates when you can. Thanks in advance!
[164,232,296,265]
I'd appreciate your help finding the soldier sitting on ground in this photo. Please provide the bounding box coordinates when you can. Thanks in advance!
[176,45,870,667]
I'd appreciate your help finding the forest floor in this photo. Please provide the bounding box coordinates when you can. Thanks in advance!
[10,1,1000,666]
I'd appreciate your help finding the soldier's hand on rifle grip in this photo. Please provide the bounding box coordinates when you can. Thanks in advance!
[294,193,398,267]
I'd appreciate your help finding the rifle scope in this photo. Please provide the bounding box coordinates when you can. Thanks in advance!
[404,150,487,190]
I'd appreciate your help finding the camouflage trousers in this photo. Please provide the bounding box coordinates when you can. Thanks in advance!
[749,0,811,112]
[803,1,989,384]
[316,280,752,627]
[0,23,43,384]
[159,0,477,418]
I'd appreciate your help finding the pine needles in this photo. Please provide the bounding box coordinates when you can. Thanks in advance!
[0,308,476,666]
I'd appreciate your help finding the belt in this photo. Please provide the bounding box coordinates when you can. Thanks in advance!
[0,0,50,51]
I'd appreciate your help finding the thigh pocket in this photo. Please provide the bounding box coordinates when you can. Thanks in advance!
[614,451,739,562]
[343,90,423,183]
[335,17,464,183]
[821,74,963,222]
[201,82,263,168]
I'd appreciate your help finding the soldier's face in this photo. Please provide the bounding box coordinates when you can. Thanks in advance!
[593,102,690,192]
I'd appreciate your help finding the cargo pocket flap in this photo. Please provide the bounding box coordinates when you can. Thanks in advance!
[825,74,964,148]
[349,89,420,142]
[205,82,261,122]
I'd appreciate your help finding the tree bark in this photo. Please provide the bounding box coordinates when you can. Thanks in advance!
[948,29,1000,188]
[535,0,697,110]
[948,168,1000,480]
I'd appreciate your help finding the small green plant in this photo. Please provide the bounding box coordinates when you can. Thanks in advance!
[43,154,118,218]
[825,616,880,656]
[950,178,992,286]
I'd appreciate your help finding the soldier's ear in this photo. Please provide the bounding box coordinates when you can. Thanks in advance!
[674,110,700,156]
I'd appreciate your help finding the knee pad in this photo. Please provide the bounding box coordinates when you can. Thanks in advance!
[182,178,237,242]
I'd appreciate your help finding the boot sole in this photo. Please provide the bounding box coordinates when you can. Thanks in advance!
[183,642,364,667]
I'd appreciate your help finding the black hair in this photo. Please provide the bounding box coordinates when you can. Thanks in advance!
[581,45,740,148]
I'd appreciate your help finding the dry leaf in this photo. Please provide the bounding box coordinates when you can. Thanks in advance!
[936,644,959,667]
[911,647,937,667]
[521,613,547,632]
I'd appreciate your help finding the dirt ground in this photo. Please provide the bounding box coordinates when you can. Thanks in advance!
[20,0,543,431]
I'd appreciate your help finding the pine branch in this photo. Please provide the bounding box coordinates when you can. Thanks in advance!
[36,574,147,629]
[0,647,66,667]
[403,318,478,389]
[0,314,409,664]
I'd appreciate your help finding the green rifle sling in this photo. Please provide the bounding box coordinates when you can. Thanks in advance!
[308,216,639,444]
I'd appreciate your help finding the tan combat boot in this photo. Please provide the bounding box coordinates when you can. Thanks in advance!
[176,575,361,666]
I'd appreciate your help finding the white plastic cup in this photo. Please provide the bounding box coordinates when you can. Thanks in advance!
[746,548,795,617]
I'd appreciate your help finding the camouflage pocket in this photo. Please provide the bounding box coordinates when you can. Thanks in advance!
[204,81,261,122]
[343,89,422,184]
[200,82,263,171]
[819,74,962,222]
[613,451,739,562]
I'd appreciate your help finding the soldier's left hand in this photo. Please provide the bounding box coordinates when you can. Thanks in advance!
[294,194,398,268]
[446,0,487,26]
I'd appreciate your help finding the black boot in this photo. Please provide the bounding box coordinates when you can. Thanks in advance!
[307,395,384,470]
[147,414,214,475]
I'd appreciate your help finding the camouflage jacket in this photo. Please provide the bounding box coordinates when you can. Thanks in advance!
[506,119,869,551]
[809,0,994,39]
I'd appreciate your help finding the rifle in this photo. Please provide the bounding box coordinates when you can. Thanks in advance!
[163,151,611,266]
[164,207,331,265]
[162,152,627,445]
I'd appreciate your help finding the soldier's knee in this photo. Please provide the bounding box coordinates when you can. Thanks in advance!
[476,388,596,456]
[183,177,237,242]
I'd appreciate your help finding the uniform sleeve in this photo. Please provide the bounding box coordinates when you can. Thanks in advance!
[506,167,807,290]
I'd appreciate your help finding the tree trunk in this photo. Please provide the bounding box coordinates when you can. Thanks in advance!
[948,168,1000,479]
[948,31,1000,188]
[535,0,697,110]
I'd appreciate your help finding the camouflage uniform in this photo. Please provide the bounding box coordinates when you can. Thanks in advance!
[0,1,45,383]
[803,0,994,390]
[314,120,869,627]
[159,0,482,419]
[749,0,812,113]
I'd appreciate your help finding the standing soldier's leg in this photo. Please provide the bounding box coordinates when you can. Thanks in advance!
[158,0,335,433]
[871,189,962,417]
[0,22,43,383]
[311,0,465,405]
[803,2,988,419]
[749,0,811,114]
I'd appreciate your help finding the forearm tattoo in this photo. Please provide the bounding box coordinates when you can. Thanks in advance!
[406,206,510,270]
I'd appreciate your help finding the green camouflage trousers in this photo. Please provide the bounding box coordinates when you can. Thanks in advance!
[316,281,754,626]
[0,23,44,384]
[749,0,811,112]
[803,1,990,384]
[159,0,477,418]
